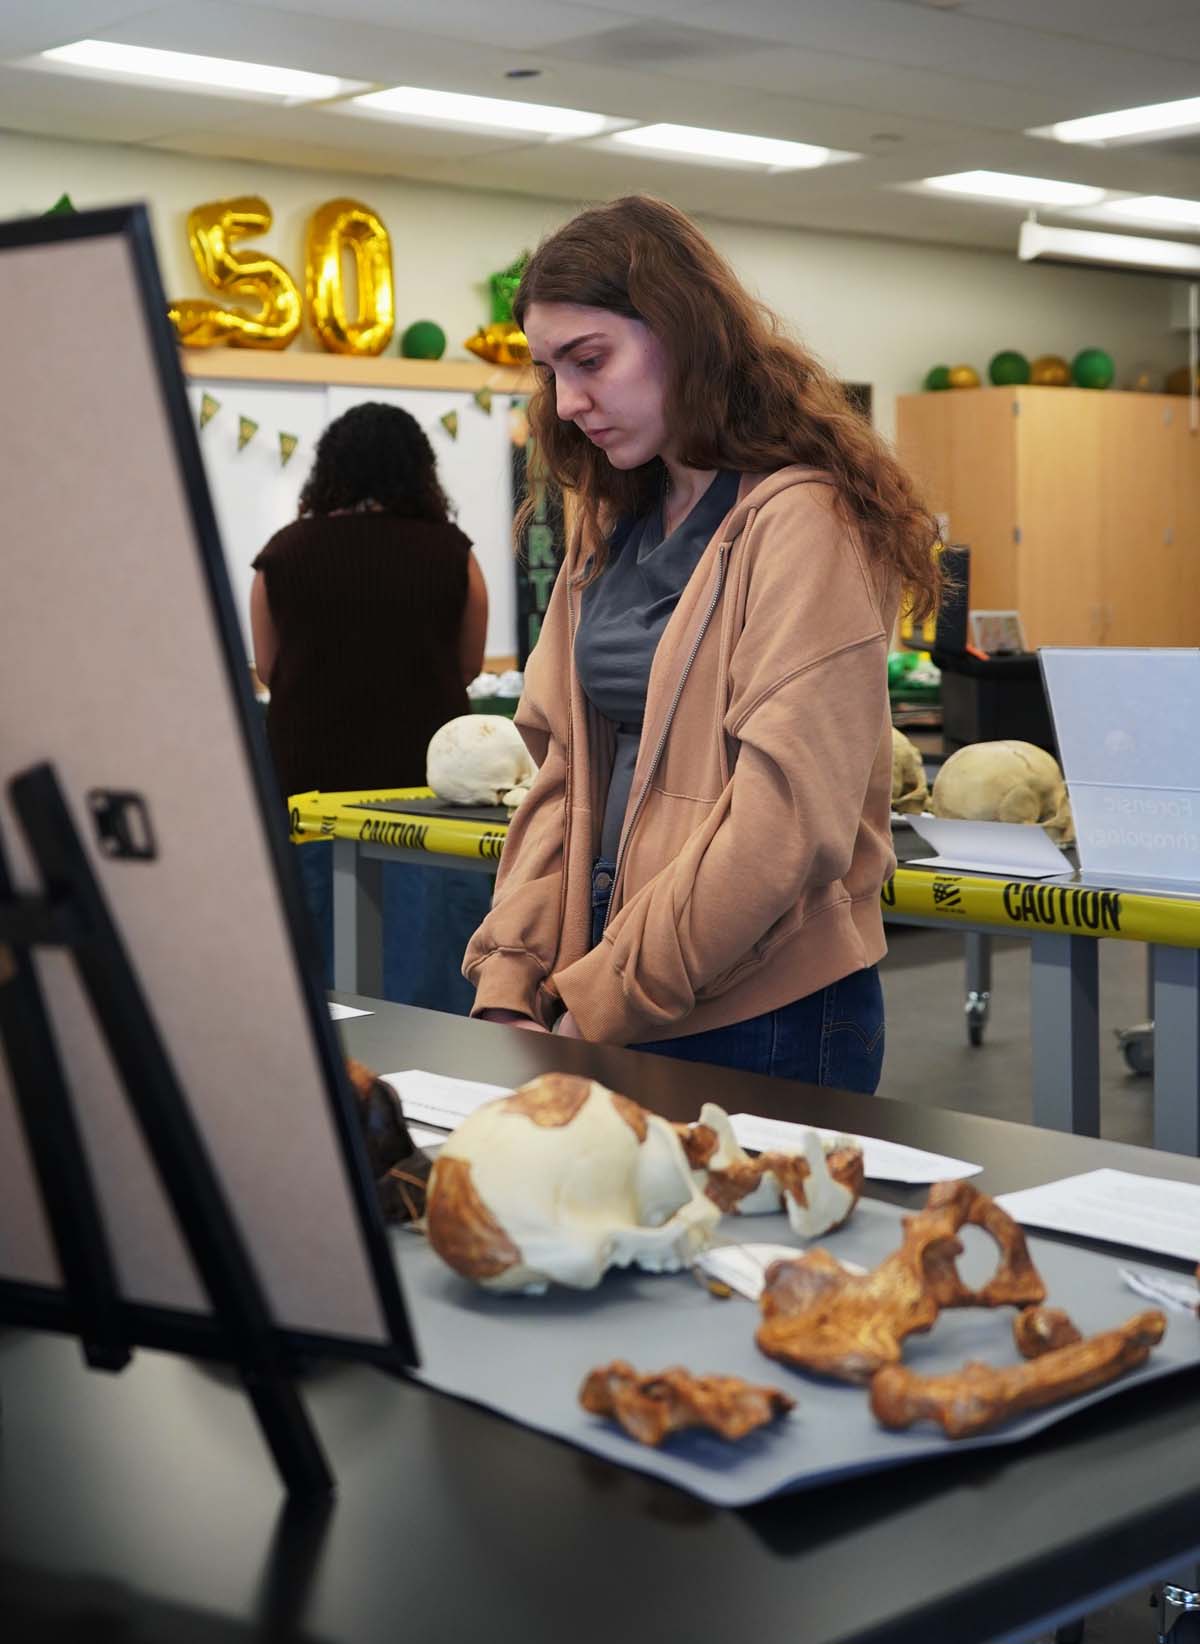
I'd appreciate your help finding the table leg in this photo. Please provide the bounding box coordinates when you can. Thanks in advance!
[1030,933,1100,1136]
[1152,944,1200,1157]
[964,931,993,1046]
[332,839,383,998]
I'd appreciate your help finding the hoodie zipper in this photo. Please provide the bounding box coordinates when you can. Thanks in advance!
[603,538,735,933]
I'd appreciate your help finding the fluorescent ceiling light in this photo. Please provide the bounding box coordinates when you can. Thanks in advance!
[607,123,850,171]
[1033,97,1200,147]
[922,170,1105,207]
[38,39,358,101]
[346,86,614,137]
[1018,217,1200,277]
[1091,195,1200,229]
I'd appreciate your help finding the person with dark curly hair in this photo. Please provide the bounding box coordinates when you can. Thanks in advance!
[251,401,487,796]
[251,400,490,1011]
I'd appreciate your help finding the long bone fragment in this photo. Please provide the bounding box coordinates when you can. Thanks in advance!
[869,1310,1166,1437]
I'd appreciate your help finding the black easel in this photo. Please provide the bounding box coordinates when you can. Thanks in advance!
[0,760,334,1498]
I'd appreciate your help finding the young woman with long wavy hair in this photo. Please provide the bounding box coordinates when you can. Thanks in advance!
[465,196,940,1089]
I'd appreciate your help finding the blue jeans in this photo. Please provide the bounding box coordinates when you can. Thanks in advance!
[590,857,884,1091]
[296,842,493,1015]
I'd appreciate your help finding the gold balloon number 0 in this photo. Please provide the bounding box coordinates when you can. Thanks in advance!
[169,194,394,356]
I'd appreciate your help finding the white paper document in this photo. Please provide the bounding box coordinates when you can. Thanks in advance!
[381,1069,513,1132]
[728,1113,982,1185]
[906,814,1071,878]
[328,1002,372,1021]
[996,1169,1200,1265]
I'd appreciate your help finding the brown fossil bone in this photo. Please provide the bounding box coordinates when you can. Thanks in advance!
[869,1310,1167,1437]
[1013,1305,1083,1359]
[755,1181,1047,1384]
[579,1360,795,1448]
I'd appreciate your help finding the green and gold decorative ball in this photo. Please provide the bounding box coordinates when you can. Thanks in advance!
[400,320,447,360]
[1030,354,1071,387]
[1071,347,1115,390]
[923,364,951,391]
[988,350,1031,386]
[947,363,981,389]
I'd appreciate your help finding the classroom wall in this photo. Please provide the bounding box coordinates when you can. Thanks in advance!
[2,127,1185,452]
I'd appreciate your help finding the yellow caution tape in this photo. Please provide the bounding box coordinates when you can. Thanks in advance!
[886,866,1200,948]
[288,787,506,864]
[289,791,1200,947]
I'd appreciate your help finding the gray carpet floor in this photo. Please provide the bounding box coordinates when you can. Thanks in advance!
[877,927,1184,1644]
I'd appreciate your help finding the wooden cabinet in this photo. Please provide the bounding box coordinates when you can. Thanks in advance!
[896,386,1200,649]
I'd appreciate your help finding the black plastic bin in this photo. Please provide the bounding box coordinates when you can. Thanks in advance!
[931,649,1058,756]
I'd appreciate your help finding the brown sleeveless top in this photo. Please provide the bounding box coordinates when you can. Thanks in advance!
[253,512,472,800]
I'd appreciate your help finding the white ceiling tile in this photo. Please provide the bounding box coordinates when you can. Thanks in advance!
[0,2,152,57]
[221,0,636,51]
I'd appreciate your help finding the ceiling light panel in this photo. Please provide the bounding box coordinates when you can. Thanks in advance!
[1032,97,1200,147]
[37,39,361,102]
[606,123,857,172]
[1018,218,1200,276]
[921,170,1106,207]
[343,86,618,138]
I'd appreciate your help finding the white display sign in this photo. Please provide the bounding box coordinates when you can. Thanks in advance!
[1040,647,1200,886]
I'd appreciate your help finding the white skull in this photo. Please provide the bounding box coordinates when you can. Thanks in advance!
[891,727,929,815]
[931,740,1074,845]
[682,1104,862,1238]
[426,714,536,808]
[426,1074,721,1294]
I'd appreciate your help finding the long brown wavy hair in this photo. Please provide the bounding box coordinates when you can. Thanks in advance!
[515,195,941,621]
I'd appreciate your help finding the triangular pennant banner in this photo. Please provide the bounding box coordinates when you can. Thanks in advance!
[198,392,221,430]
[237,415,259,452]
[472,387,493,416]
[279,432,300,468]
[439,410,459,441]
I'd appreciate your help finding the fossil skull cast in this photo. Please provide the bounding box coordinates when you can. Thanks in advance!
[426,1074,721,1294]
[931,740,1074,845]
[426,714,536,809]
[677,1104,864,1238]
[891,727,929,815]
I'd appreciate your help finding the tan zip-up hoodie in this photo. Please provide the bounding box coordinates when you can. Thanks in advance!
[464,466,900,1046]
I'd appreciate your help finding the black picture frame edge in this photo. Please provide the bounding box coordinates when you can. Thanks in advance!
[0,202,416,1369]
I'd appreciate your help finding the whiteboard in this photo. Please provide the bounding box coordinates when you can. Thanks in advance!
[189,377,517,661]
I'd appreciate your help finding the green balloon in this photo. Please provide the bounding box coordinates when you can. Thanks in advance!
[924,365,951,392]
[1071,347,1115,390]
[400,320,447,360]
[989,350,1031,386]
[489,253,529,324]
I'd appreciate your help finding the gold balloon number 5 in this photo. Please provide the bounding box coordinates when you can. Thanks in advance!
[169,197,301,351]
[169,194,395,357]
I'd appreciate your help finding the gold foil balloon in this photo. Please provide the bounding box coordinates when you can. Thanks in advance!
[1030,354,1071,387]
[169,197,301,350]
[464,320,531,366]
[305,197,395,356]
[947,363,981,389]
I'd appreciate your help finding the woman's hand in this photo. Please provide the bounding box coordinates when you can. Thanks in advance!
[476,1008,550,1033]
[554,1011,584,1039]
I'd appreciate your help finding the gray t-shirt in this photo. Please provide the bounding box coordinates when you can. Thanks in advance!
[575,470,741,860]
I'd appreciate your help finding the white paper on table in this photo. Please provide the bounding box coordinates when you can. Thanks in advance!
[381,1069,513,1132]
[906,814,1070,879]
[728,1114,982,1185]
[407,1124,448,1151]
[996,1169,1200,1265]
[695,1244,866,1301]
[328,1002,372,1021]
